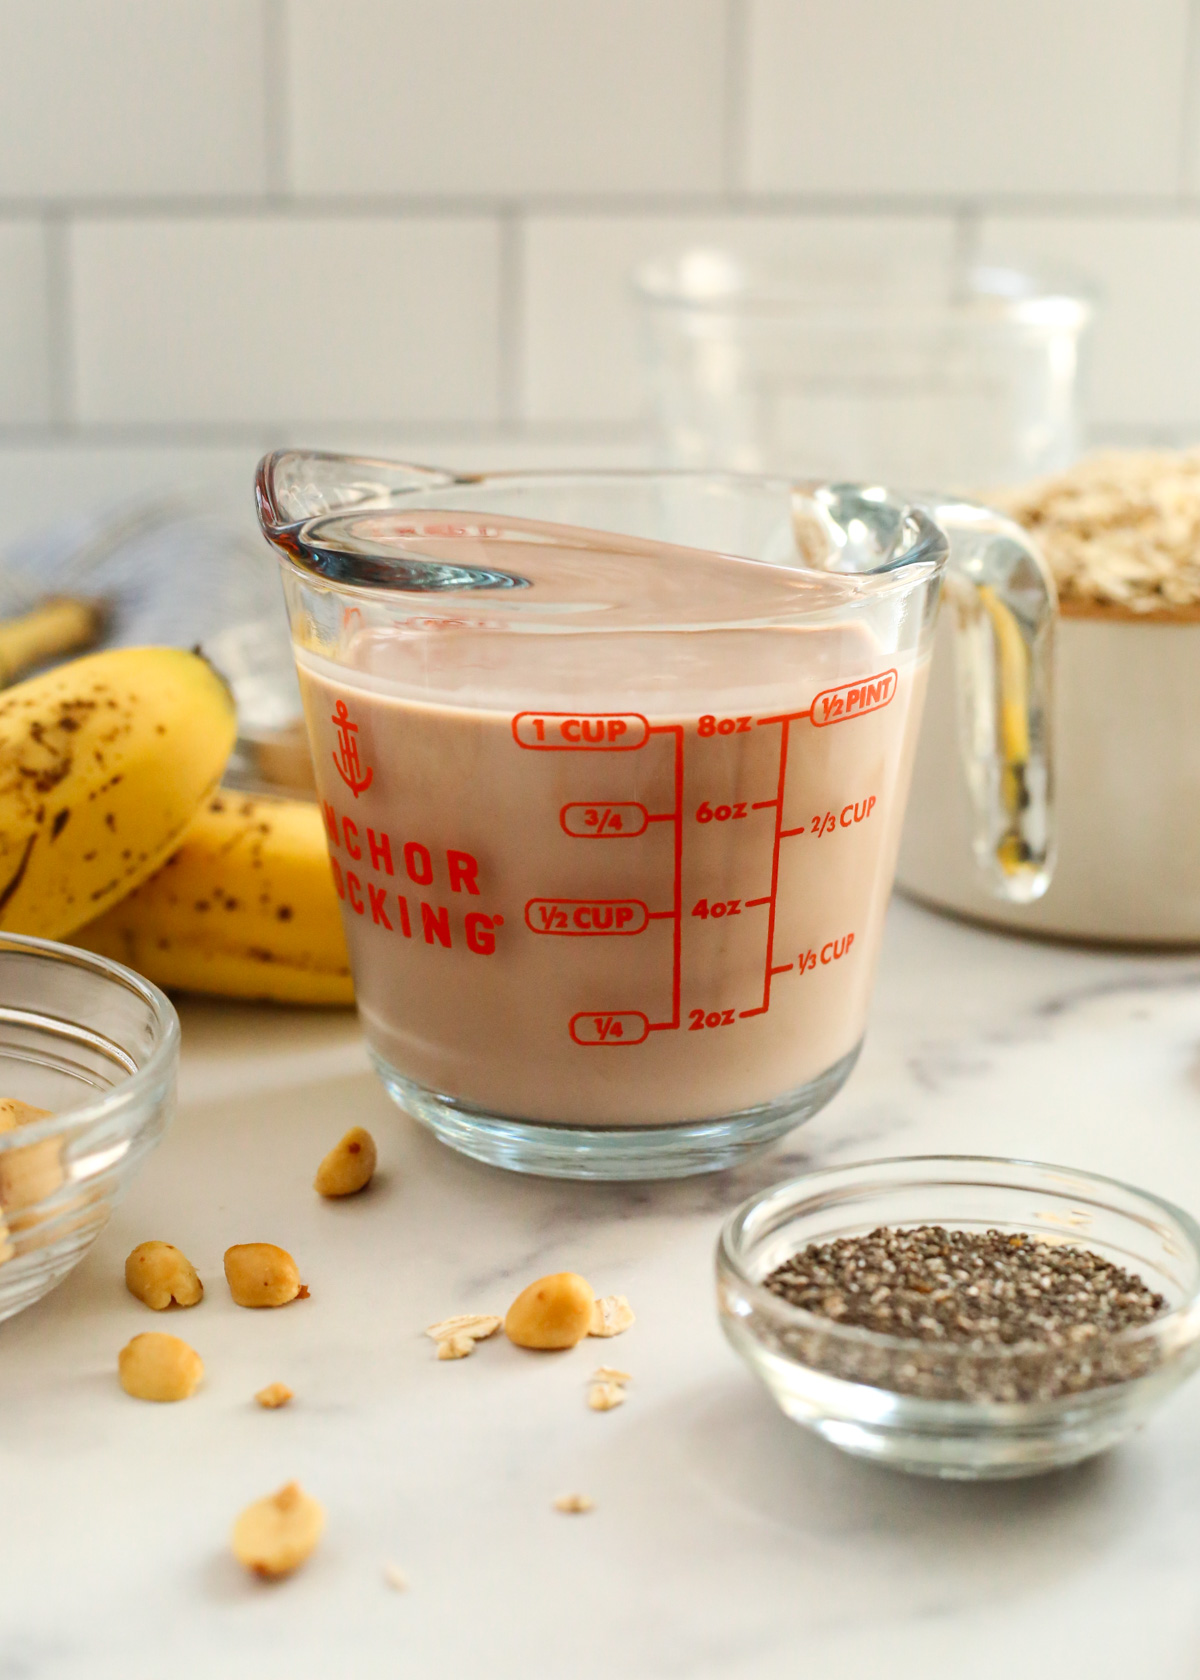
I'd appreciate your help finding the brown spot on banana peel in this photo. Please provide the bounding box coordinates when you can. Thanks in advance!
[0,834,36,915]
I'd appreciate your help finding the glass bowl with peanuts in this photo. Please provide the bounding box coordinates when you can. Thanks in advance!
[0,934,179,1325]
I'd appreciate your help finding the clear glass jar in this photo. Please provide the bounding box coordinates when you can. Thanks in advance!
[635,253,1092,492]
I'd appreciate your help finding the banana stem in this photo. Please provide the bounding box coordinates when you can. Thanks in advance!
[0,597,106,687]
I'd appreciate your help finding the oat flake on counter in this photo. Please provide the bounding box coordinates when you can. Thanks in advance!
[996,448,1200,615]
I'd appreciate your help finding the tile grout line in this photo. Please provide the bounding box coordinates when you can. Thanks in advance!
[261,0,290,201]
[1179,0,1200,196]
[952,204,983,288]
[4,191,1200,221]
[496,208,524,425]
[0,419,649,448]
[42,210,74,434]
[722,0,750,195]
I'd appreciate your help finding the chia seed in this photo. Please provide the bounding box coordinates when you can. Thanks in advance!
[761,1226,1168,1403]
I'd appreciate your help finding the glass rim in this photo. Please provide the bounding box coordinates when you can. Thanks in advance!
[256,452,952,624]
[0,933,179,1150]
[719,1152,1200,1361]
[633,252,1094,331]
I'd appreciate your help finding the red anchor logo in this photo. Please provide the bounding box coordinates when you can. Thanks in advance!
[331,700,373,797]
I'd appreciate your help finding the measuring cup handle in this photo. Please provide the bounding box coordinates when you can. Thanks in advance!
[927,499,1057,904]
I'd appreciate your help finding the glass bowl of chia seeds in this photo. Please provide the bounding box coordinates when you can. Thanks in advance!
[717,1155,1200,1479]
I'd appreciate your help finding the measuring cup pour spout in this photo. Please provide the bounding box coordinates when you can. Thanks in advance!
[258,452,1055,1181]
[792,483,1055,903]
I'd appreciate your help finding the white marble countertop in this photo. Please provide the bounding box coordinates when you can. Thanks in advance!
[4,896,1200,1678]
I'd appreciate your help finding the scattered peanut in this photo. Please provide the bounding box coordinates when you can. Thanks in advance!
[255,1381,294,1409]
[592,1366,631,1383]
[231,1481,325,1579]
[505,1273,595,1350]
[124,1241,204,1310]
[224,1243,303,1308]
[0,1100,61,1214]
[589,1295,635,1338]
[383,1563,409,1592]
[314,1126,377,1198]
[118,1331,204,1402]
[553,1493,595,1514]
[425,1313,501,1360]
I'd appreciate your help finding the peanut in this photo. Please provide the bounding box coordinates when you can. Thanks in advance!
[231,1481,325,1579]
[254,1381,293,1409]
[553,1493,594,1514]
[118,1331,204,1402]
[313,1126,377,1197]
[504,1272,595,1350]
[0,1099,61,1214]
[224,1243,303,1308]
[124,1241,203,1310]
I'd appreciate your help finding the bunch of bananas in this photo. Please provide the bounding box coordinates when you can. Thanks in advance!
[0,647,351,1006]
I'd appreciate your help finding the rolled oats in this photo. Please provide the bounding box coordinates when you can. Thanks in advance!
[996,449,1200,615]
[588,1295,635,1338]
[424,1313,501,1344]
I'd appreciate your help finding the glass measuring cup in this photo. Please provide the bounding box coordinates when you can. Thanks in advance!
[256,454,1054,1179]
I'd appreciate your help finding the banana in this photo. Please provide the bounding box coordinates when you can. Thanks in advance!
[0,646,236,938]
[75,790,353,1006]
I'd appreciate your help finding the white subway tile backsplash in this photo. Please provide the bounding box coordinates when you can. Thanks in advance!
[0,0,1196,476]
[980,215,1200,430]
[70,219,501,426]
[521,215,958,423]
[0,224,51,424]
[0,1,267,198]
[0,447,267,547]
[287,0,726,195]
[745,0,1189,197]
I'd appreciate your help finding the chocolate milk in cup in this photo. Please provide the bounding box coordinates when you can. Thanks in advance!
[259,458,1055,1178]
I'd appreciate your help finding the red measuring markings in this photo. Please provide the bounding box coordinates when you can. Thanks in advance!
[560,801,650,838]
[513,712,649,750]
[796,933,856,974]
[526,898,649,936]
[807,797,878,838]
[570,1011,651,1047]
[810,669,897,727]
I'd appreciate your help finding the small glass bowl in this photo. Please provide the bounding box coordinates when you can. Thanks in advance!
[717,1155,1200,1479]
[0,934,179,1325]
